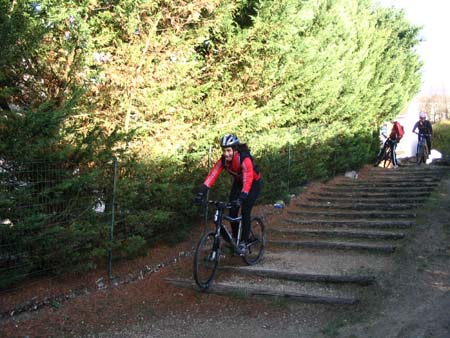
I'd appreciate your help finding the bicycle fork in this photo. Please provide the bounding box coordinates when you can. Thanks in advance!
[209,233,221,261]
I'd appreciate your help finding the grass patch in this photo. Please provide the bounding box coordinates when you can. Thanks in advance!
[432,119,450,155]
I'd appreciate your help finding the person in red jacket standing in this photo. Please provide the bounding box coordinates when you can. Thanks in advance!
[388,121,404,168]
[195,134,262,254]
[375,121,404,168]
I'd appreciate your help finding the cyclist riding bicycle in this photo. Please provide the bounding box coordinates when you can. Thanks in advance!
[377,121,403,168]
[412,111,432,156]
[194,134,262,254]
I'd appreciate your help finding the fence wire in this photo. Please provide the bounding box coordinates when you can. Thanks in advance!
[0,139,361,293]
[0,160,112,292]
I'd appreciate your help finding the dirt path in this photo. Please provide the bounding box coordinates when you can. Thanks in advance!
[1,164,449,338]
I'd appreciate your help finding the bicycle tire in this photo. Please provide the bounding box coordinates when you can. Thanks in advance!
[193,232,219,290]
[243,217,266,265]
[374,148,385,166]
[383,148,392,168]
[417,143,428,164]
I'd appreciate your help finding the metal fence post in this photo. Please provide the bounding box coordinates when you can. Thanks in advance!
[204,146,212,231]
[288,142,291,195]
[333,135,337,177]
[108,157,118,280]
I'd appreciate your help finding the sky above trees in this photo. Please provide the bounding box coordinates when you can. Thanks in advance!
[378,0,450,95]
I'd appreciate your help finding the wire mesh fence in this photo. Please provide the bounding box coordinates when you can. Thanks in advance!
[0,139,365,293]
[0,159,113,292]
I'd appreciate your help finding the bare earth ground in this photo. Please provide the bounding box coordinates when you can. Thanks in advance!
[1,168,450,338]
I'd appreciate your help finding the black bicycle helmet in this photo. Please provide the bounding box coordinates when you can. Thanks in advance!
[220,134,240,148]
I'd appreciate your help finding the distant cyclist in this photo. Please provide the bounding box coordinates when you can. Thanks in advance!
[376,121,404,168]
[194,134,262,254]
[412,111,432,154]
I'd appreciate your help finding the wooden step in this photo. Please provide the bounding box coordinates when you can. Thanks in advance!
[296,202,414,210]
[287,210,416,219]
[305,196,425,204]
[310,191,430,198]
[335,181,438,188]
[368,167,447,175]
[166,278,359,305]
[283,218,413,229]
[337,176,440,186]
[268,239,396,253]
[220,266,376,286]
[321,186,434,193]
[269,228,405,240]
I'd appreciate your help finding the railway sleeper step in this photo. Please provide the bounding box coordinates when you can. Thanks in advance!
[220,266,376,286]
[320,187,434,193]
[335,178,440,189]
[364,175,445,181]
[310,191,431,198]
[305,197,425,204]
[368,169,447,176]
[283,218,413,229]
[296,202,415,210]
[268,239,397,253]
[166,278,359,305]
[287,210,416,219]
[269,228,406,240]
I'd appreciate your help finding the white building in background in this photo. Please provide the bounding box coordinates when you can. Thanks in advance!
[395,98,420,158]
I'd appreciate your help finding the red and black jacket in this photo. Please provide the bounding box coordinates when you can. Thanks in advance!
[203,151,261,194]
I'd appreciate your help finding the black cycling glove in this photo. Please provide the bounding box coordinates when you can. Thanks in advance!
[194,184,209,205]
[231,192,248,207]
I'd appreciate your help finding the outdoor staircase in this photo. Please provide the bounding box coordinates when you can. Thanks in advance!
[168,164,449,305]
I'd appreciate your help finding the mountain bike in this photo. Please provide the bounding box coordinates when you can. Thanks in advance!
[374,139,393,168]
[416,133,430,164]
[193,200,266,290]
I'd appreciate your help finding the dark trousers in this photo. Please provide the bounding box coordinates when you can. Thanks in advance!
[388,140,398,166]
[228,178,262,242]
[425,135,431,152]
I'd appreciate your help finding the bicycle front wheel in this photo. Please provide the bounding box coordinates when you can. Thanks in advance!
[417,144,427,164]
[193,231,219,290]
[243,217,266,265]
[374,148,385,167]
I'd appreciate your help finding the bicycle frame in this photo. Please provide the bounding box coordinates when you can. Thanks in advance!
[193,199,266,289]
[211,201,243,252]
[417,133,429,149]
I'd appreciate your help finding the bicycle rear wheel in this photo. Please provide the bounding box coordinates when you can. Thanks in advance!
[193,232,219,290]
[243,217,266,265]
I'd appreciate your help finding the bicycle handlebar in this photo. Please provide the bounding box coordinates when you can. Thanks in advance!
[193,199,233,209]
[206,200,233,209]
